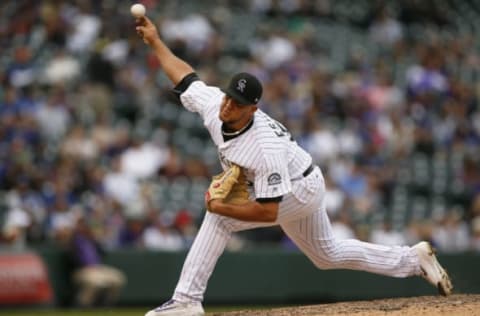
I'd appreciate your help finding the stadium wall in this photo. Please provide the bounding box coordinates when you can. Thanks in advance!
[34,247,480,306]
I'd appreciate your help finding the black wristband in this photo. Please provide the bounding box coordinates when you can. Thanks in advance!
[172,72,200,98]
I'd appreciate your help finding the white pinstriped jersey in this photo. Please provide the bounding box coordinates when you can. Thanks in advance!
[180,80,312,200]
[173,80,424,305]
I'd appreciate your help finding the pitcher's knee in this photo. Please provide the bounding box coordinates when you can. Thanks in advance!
[311,239,345,269]
[311,260,335,270]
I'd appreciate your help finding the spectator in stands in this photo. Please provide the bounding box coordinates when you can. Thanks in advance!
[1,194,31,251]
[42,49,81,85]
[330,210,356,240]
[370,221,407,246]
[6,46,35,88]
[324,174,346,217]
[35,85,71,142]
[65,0,101,54]
[406,46,449,100]
[306,120,340,165]
[47,195,78,245]
[173,209,198,247]
[61,124,99,161]
[432,208,470,253]
[117,214,146,249]
[70,216,126,307]
[143,212,185,251]
[38,1,67,47]
[121,136,169,180]
[103,155,140,207]
[368,5,403,47]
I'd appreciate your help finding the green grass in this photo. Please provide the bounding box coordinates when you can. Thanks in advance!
[0,306,267,316]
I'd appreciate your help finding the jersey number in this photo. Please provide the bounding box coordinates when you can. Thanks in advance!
[268,120,293,141]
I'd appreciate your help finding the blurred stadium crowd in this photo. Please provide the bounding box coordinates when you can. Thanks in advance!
[1,0,480,255]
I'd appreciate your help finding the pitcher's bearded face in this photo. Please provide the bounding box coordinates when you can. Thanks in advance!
[219,96,253,124]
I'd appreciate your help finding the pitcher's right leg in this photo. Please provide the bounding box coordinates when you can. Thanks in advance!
[145,212,272,316]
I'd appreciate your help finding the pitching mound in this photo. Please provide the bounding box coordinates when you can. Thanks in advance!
[212,294,480,316]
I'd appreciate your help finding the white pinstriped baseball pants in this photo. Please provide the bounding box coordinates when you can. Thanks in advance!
[173,168,421,303]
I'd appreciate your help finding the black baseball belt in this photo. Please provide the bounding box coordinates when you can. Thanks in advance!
[302,164,315,177]
[247,164,316,186]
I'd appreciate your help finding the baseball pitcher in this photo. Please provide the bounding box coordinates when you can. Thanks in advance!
[135,16,453,316]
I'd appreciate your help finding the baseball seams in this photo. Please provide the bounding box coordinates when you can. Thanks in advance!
[172,79,421,303]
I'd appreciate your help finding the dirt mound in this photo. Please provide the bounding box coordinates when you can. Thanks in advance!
[211,294,480,316]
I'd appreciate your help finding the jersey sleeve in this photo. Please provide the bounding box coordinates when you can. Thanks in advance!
[179,80,223,117]
[254,155,291,199]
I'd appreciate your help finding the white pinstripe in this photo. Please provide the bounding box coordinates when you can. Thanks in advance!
[171,80,422,304]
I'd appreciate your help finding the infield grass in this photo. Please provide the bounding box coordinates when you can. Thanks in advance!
[0,306,271,316]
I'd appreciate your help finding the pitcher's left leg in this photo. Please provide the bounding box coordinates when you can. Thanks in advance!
[281,209,421,277]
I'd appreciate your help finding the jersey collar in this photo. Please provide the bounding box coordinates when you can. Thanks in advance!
[221,117,254,142]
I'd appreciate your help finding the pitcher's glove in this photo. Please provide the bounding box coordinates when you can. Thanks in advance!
[205,164,249,209]
[223,170,249,205]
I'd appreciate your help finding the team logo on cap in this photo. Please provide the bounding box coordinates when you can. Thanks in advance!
[237,79,247,92]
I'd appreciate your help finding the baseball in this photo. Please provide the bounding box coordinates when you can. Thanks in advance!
[130,3,146,18]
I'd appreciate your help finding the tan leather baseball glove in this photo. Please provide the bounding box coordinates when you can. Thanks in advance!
[205,164,249,207]
[223,171,249,205]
